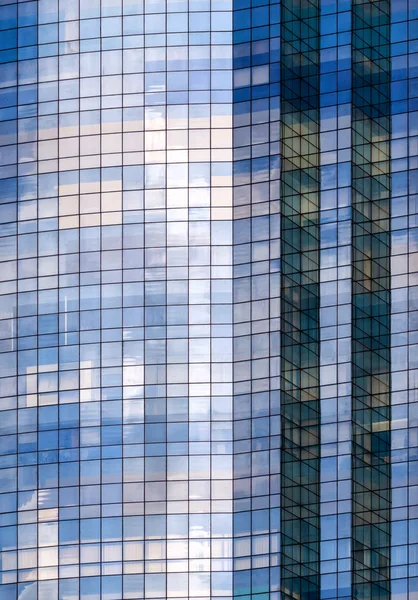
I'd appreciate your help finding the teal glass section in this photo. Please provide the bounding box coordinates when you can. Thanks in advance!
[279,0,321,597]
[352,0,391,596]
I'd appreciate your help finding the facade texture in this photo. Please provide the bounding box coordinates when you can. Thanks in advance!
[0,0,413,599]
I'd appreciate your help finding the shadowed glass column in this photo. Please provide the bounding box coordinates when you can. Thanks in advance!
[352,0,391,596]
[280,0,321,597]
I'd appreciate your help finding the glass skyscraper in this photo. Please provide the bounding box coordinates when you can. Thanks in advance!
[0,0,413,598]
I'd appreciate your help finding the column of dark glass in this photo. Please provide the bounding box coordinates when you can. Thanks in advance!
[351,0,391,597]
[279,0,320,597]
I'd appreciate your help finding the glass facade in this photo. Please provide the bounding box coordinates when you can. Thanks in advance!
[0,0,416,599]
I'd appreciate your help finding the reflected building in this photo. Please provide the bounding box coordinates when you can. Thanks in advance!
[0,0,408,599]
